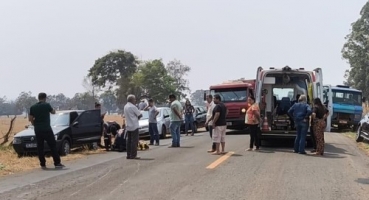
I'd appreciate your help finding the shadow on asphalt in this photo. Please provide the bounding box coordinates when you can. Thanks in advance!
[136,158,155,161]
[42,167,69,171]
[231,153,243,157]
[325,143,355,156]
[355,178,369,184]
[177,146,195,148]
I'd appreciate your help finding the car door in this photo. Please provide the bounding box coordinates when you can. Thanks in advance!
[163,109,171,130]
[71,109,102,145]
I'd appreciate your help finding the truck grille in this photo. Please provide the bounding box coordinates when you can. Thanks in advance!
[338,113,351,121]
[227,108,240,118]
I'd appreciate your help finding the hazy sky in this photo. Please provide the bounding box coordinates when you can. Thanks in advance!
[0,0,367,100]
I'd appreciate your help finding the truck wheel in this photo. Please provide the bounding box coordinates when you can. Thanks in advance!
[356,126,364,142]
[161,125,167,139]
[59,139,70,156]
[352,125,358,132]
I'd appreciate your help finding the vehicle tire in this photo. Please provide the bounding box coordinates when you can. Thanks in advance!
[88,142,99,151]
[352,125,358,132]
[356,125,364,143]
[59,139,71,156]
[193,122,198,133]
[161,125,167,139]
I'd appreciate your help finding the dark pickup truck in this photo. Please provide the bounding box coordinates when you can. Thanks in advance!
[12,109,102,157]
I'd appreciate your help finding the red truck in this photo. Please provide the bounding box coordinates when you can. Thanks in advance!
[205,79,255,131]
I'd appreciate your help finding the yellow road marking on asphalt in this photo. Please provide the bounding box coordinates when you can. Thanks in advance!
[206,151,234,169]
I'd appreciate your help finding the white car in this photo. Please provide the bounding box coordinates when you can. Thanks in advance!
[138,107,171,138]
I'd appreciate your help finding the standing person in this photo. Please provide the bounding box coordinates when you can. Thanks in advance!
[144,99,160,146]
[168,94,183,147]
[205,95,216,153]
[138,99,147,110]
[124,94,143,159]
[312,98,329,156]
[211,94,228,155]
[309,103,317,153]
[245,96,261,151]
[28,93,64,169]
[290,94,301,129]
[183,99,196,136]
[288,95,312,154]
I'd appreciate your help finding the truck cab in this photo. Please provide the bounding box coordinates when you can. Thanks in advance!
[254,66,324,139]
[323,85,364,131]
[206,80,255,130]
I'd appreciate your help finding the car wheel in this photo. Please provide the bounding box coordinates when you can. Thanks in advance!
[59,139,70,156]
[356,125,364,142]
[161,125,167,139]
[193,122,198,133]
[89,142,99,151]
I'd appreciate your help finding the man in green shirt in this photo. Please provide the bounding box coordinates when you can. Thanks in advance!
[29,93,64,169]
[168,94,183,147]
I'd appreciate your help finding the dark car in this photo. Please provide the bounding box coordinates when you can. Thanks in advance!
[181,106,207,133]
[12,109,102,157]
[355,113,369,142]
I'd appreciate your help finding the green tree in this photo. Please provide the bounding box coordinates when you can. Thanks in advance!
[70,92,97,110]
[100,90,117,113]
[134,59,177,103]
[47,93,71,110]
[190,90,206,106]
[88,50,139,108]
[15,92,37,116]
[166,59,191,98]
[342,1,369,97]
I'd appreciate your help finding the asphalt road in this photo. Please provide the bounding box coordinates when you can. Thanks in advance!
[1,130,369,200]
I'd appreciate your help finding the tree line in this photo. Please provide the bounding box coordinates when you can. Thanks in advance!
[342,1,369,98]
[0,49,209,116]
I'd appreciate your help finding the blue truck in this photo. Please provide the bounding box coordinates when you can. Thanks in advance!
[323,85,365,131]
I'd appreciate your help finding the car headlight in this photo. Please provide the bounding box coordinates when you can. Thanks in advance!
[241,108,246,113]
[13,137,22,144]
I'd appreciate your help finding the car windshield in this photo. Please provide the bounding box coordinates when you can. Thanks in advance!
[50,113,70,126]
[332,89,362,106]
[210,88,247,102]
[140,111,149,120]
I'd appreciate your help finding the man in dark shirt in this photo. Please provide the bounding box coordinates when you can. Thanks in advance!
[29,93,64,169]
[211,94,228,155]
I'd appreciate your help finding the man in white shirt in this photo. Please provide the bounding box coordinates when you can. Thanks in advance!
[123,94,142,159]
[205,94,216,153]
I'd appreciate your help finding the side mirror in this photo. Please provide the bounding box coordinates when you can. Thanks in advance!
[72,121,79,127]
[362,97,366,103]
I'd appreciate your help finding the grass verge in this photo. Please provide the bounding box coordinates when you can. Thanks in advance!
[343,132,369,155]
[0,114,123,177]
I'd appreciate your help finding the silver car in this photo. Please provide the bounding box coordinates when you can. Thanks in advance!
[138,107,171,138]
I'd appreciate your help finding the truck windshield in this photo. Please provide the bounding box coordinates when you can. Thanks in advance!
[332,89,362,106]
[210,88,247,102]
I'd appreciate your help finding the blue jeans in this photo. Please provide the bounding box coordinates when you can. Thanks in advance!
[185,114,195,134]
[294,121,308,153]
[170,121,181,147]
[149,123,159,145]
